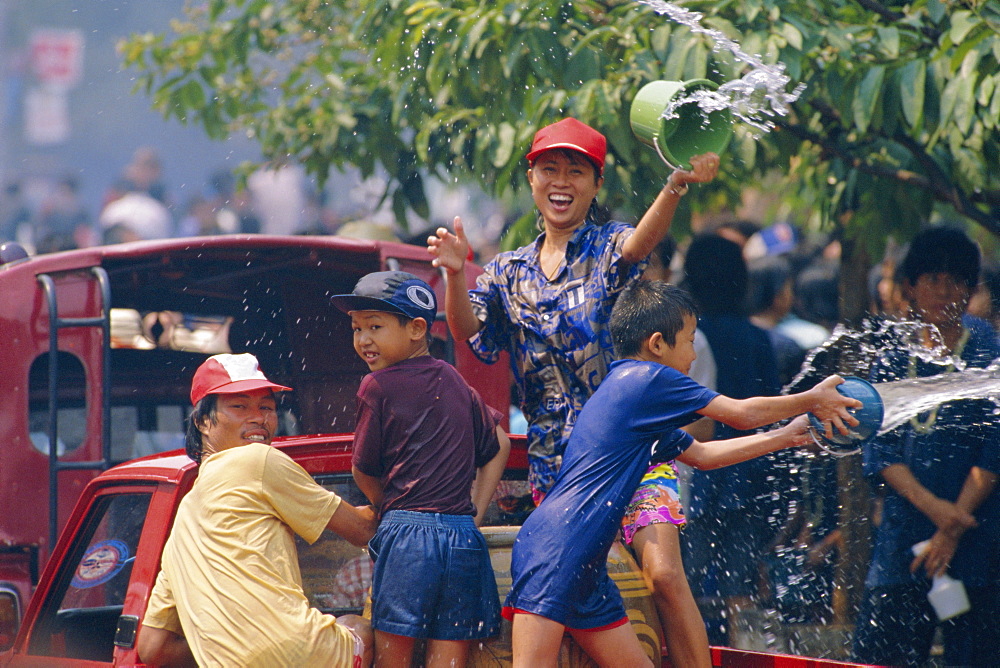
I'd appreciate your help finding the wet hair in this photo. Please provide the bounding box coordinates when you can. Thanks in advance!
[899,226,980,290]
[682,233,747,315]
[747,255,793,315]
[185,394,219,464]
[610,280,699,358]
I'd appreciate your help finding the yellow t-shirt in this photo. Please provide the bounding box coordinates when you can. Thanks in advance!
[143,442,355,667]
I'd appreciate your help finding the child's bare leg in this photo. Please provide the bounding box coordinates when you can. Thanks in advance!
[632,523,711,668]
[374,630,414,668]
[511,612,564,668]
[568,622,653,668]
[425,638,470,668]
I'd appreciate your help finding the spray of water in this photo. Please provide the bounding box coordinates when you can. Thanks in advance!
[790,318,1000,437]
[876,364,1000,433]
[639,0,806,134]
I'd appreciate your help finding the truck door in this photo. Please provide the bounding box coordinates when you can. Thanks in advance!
[15,485,156,665]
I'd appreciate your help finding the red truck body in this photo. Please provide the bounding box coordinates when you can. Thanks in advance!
[0,234,875,667]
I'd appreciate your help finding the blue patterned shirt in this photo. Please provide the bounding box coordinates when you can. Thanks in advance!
[468,221,647,495]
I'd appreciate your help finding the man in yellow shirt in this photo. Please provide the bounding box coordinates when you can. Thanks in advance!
[137,353,378,667]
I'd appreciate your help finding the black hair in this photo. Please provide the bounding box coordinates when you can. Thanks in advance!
[899,226,980,290]
[981,263,1000,313]
[714,219,761,242]
[795,260,839,326]
[185,394,219,464]
[747,255,793,315]
[682,233,748,315]
[653,235,677,270]
[610,280,699,358]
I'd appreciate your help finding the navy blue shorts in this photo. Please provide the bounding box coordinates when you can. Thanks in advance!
[368,510,501,640]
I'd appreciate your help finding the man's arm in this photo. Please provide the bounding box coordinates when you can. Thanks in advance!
[470,427,512,527]
[326,499,378,547]
[910,466,997,577]
[136,625,196,667]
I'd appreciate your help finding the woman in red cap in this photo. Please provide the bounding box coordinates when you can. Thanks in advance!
[429,117,717,498]
[428,116,718,666]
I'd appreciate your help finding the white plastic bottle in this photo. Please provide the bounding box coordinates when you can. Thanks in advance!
[911,541,971,620]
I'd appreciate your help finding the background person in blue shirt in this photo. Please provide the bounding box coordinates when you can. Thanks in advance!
[852,226,1000,667]
[503,280,860,668]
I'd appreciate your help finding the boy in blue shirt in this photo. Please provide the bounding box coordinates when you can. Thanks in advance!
[332,271,511,668]
[504,281,861,667]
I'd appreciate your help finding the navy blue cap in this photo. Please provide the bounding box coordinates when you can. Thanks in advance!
[331,271,437,322]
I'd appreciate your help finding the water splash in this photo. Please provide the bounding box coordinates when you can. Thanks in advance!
[639,0,806,134]
[876,363,1000,433]
[788,317,1000,435]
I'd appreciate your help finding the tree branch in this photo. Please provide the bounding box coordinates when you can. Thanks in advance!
[854,0,903,22]
[776,117,1000,236]
[853,0,941,40]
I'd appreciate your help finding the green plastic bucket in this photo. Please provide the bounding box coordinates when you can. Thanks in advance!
[629,79,733,169]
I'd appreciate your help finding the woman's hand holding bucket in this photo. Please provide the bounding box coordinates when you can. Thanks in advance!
[666,152,720,196]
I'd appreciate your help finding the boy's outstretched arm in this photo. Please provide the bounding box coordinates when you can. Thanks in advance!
[471,427,512,527]
[621,153,719,264]
[699,375,861,437]
[677,415,812,470]
[427,216,483,341]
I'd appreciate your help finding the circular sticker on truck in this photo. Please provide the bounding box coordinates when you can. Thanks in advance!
[72,539,130,589]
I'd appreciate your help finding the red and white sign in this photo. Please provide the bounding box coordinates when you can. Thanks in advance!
[29,29,84,88]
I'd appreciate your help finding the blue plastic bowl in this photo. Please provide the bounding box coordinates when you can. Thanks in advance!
[808,376,884,452]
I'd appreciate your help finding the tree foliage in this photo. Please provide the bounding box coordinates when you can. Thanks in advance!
[120,0,1000,251]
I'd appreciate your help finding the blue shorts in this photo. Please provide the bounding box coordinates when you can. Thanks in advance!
[368,510,501,640]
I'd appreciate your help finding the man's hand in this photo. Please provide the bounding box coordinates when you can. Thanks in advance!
[137,625,196,667]
[328,501,379,547]
[926,496,978,536]
[427,216,470,276]
[911,531,960,578]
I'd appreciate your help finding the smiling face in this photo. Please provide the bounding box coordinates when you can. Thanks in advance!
[527,149,603,232]
[198,388,278,455]
[351,310,426,371]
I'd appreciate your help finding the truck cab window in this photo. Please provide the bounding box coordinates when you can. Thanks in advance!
[28,352,87,457]
[28,491,151,662]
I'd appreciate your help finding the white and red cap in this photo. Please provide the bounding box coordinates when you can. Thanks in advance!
[190,353,292,406]
[526,117,607,175]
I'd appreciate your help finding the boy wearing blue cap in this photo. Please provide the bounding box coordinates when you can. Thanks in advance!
[331,271,511,668]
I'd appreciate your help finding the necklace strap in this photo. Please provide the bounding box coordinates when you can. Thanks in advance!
[907,327,971,432]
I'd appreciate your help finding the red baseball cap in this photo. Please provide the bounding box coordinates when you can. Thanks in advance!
[190,353,292,405]
[526,118,607,175]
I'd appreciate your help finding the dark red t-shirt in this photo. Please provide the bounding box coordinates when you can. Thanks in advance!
[352,355,501,516]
